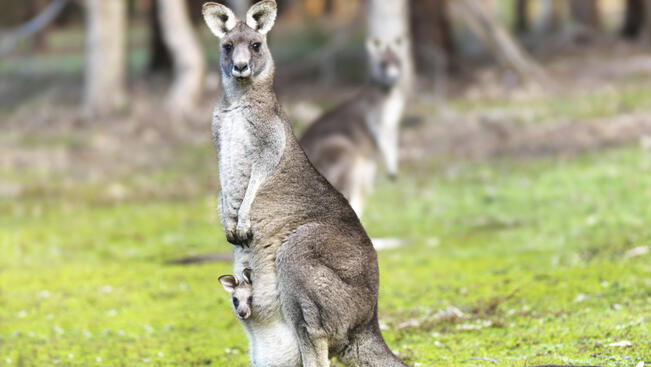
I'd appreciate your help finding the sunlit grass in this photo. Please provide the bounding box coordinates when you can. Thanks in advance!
[1,145,649,366]
[448,82,651,124]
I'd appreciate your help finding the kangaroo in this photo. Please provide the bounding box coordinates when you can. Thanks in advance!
[299,37,406,216]
[202,1,407,366]
[219,268,301,367]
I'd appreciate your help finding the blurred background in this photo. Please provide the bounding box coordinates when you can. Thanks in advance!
[0,0,649,366]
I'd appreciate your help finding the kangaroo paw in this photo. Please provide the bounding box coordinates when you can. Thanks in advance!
[234,218,252,246]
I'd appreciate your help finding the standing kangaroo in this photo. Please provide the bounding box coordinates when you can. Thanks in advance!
[202,1,407,366]
[300,37,406,216]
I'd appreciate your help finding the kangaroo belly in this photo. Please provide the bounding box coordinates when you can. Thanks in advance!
[250,319,301,367]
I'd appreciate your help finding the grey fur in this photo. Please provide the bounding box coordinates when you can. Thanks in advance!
[204,1,407,366]
[300,37,406,216]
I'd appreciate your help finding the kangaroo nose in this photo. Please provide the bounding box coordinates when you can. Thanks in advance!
[234,63,248,72]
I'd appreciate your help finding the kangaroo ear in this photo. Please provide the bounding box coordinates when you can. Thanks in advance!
[242,268,252,284]
[203,2,238,38]
[246,0,277,35]
[218,275,238,292]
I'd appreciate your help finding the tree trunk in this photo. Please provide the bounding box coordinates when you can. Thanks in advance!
[84,0,127,117]
[324,0,335,15]
[367,0,414,94]
[514,0,529,33]
[410,0,454,75]
[539,0,564,33]
[157,0,206,116]
[229,0,251,19]
[187,0,206,25]
[644,0,651,41]
[570,0,601,31]
[621,0,645,39]
[454,0,546,86]
[148,0,172,73]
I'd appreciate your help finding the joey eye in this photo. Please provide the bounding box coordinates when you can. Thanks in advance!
[223,43,233,52]
[247,296,253,304]
[251,42,261,52]
[232,297,239,307]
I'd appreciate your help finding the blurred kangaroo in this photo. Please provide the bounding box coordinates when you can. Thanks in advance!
[202,1,407,366]
[300,37,406,216]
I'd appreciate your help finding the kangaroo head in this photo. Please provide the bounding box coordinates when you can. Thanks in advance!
[365,36,404,90]
[202,1,277,88]
[218,269,253,320]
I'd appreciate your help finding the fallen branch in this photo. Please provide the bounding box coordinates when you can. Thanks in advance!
[0,0,70,57]
[166,252,233,265]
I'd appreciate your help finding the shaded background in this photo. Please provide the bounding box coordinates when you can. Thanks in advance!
[0,0,649,366]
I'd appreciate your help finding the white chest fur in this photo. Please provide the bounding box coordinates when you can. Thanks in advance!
[217,108,253,200]
[365,88,405,174]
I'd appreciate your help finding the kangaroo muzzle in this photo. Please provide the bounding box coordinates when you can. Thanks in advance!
[232,46,252,78]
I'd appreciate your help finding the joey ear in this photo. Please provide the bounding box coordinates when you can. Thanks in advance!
[242,268,252,284]
[218,275,238,292]
[203,2,238,38]
[246,0,277,35]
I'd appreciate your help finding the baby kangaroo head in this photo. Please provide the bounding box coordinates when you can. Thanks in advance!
[365,36,405,89]
[202,0,277,86]
[218,269,253,320]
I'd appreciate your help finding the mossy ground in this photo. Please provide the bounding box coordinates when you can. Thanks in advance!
[1,142,649,366]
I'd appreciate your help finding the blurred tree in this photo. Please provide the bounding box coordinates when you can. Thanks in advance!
[29,0,49,49]
[324,0,335,15]
[621,0,645,39]
[410,0,454,75]
[454,0,546,86]
[367,0,414,93]
[148,0,172,73]
[0,0,70,57]
[645,0,651,41]
[84,0,127,117]
[570,0,601,31]
[539,0,564,33]
[157,0,206,116]
[187,0,206,24]
[229,0,251,19]
[514,0,530,33]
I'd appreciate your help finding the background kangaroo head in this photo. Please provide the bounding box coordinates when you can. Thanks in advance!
[218,269,253,320]
[202,0,277,88]
[365,36,405,90]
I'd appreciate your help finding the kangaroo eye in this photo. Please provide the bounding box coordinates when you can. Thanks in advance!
[252,42,261,52]
[247,296,253,304]
[223,43,233,52]
[232,297,239,307]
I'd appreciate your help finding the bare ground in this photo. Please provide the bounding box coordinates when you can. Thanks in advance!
[3,41,651,189]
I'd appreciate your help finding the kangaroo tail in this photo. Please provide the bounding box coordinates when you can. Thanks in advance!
[338,317,408,367]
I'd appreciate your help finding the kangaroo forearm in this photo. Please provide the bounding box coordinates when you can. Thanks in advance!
[237,172,264,223]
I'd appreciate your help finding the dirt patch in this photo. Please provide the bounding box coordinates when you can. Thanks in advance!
[401,113,651,162]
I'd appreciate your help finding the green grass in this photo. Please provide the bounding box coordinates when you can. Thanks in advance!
[1,144,649,366]
[445,82,651,124]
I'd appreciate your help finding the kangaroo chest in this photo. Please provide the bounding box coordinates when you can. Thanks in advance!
[217,107,255,204]
[365,88,404,144]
